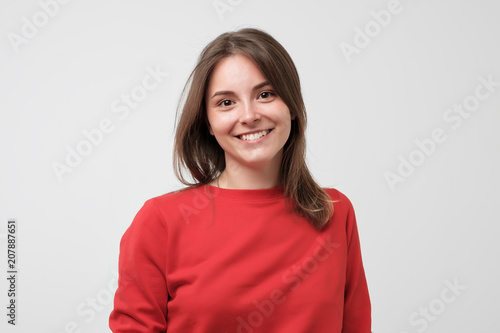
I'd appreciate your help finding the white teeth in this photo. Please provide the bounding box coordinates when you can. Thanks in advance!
[240,130,269,141]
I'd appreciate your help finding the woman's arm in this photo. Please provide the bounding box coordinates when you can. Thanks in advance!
[109,199,169,333]
[341,194,372,333]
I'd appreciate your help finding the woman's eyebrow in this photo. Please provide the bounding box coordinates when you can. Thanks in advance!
[210,81,272,99]
[252,81,272,91]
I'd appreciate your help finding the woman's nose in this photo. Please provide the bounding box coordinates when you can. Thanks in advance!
[239,102,261,124]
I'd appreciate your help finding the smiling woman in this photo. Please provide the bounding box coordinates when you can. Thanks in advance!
[173,28,334,227]
[109,28,372,333]
[205,54,293,189]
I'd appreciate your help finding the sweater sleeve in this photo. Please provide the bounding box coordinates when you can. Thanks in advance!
[109,199,169,333]
[341,193,372,333]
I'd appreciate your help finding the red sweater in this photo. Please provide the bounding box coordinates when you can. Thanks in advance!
[109,185,371,332]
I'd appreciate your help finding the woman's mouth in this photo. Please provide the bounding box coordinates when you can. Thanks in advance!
[237,129,272,141]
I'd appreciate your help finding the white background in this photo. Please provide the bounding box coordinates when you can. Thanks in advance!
[1,0,499,332]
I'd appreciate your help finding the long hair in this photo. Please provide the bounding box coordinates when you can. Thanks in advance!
[174,28,333,229]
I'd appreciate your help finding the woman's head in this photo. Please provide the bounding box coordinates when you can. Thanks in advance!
[174,28,333,229]
[174,27,306,185]
[205,54,294,177]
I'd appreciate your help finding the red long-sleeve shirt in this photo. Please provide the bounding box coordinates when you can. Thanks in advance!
[109,185,371,332]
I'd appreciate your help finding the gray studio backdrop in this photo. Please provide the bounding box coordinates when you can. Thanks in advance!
[1,0,499,332]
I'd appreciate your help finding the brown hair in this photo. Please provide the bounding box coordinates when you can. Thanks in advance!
[174,28,333,229]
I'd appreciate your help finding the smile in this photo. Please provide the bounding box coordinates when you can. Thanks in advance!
[237,129,272,141]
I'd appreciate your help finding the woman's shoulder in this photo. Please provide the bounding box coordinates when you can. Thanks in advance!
[128,186,209,227]
[323,187,351,203]
[148,185,207,203]
[147,184,213,209]
[322,187,356,213]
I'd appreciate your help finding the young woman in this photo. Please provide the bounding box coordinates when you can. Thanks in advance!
[109,28,372,332]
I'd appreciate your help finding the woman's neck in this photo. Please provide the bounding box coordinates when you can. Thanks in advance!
[215,158,281,190]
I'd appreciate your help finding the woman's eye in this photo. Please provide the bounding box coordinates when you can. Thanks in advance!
[218,99,233,107]
[259,91,275,99]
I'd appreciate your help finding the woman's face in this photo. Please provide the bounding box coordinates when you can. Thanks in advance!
[206,54,293,172]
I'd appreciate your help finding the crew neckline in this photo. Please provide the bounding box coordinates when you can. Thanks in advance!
[203,184,285,201]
